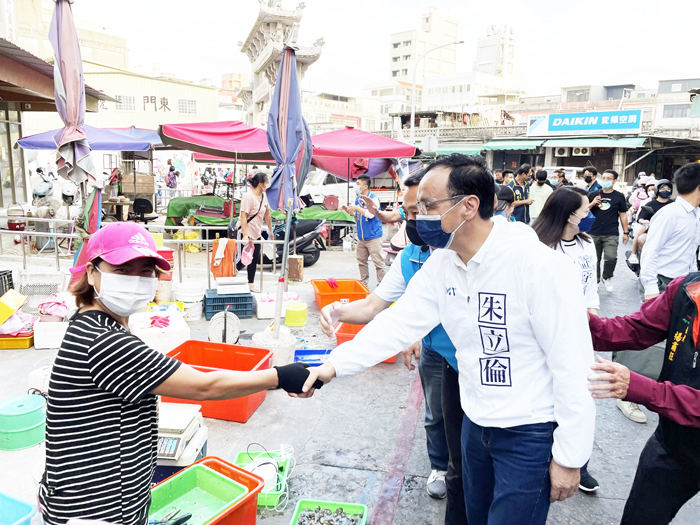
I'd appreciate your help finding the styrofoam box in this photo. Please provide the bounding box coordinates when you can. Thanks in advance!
[129,311,191,355]
[253,293,299,319]
[33,322,69,350]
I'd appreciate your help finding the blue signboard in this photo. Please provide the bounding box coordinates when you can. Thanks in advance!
[527,110,643,136]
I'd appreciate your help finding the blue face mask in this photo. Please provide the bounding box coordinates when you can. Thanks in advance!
[416,198,466,250]
[571,211,596,233]
[354,185,362,196]
[550,178,559,187]
[601,180,613,190]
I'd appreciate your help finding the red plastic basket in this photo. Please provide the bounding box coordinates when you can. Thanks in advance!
[335,323,397,364]
[161,341,272,422]
[151,456,264,525]
[311,279,370,309]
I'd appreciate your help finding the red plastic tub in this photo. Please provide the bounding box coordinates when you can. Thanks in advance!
[151,456,265,525]
[161,341,272,422]
[335,323,397,364]
[311,279,370,309]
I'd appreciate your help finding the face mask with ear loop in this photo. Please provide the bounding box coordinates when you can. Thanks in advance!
[93,266,158,317]
[416,197,468,250]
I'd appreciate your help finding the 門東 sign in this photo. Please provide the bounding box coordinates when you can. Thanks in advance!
[527,110,643,137]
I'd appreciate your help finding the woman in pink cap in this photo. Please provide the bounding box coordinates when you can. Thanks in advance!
[38,222,321,525]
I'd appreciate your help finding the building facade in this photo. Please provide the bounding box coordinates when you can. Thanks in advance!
[363,80,423,131]
[474,25,516,85]
[389,7,458,85]
[22,61,219,135]
[238,0,322,128]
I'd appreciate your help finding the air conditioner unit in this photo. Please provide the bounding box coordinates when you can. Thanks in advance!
[572,147,593,156]
[554,147,570,158]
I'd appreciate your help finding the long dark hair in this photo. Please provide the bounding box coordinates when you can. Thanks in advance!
[532,187,591,249]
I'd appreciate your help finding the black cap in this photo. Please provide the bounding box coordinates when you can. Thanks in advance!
[497,184,515,204]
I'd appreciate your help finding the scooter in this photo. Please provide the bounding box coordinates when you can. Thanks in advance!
[268,218,327,267]
[32,168,55,204]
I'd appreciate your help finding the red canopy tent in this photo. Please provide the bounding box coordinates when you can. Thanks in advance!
[193,152,275,164]
[311,127,417,159]
[158,121,274,161]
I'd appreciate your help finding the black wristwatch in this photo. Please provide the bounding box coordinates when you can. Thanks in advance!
[623,231,629,235]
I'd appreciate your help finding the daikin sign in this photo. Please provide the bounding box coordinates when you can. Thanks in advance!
[527,110,643,136]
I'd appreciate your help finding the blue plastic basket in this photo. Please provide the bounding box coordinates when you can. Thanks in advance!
[294,349,332,367]
[0,491,36,525]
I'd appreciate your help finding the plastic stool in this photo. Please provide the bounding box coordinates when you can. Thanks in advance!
[285,302,308,327]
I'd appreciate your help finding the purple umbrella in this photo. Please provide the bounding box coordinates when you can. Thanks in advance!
[49,0,95,184]
[266,47,313,337]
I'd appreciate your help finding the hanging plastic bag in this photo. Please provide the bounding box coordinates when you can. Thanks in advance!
[185,230,200,253]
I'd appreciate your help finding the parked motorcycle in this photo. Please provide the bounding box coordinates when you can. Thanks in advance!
[32,168,55,204]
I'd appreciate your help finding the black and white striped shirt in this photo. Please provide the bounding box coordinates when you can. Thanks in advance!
[39,310,181,525]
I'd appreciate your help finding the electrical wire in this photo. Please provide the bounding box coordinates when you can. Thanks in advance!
[244,442,295,512]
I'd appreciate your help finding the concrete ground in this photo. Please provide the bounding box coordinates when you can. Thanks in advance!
[1,237,699,525]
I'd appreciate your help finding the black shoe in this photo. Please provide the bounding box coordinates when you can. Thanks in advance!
[579,471,600,493]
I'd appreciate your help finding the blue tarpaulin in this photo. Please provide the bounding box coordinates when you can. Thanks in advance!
[17,125,153,151]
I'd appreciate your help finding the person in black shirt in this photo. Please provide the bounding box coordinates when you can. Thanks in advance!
[507,164,533,223]
[628,179,675,265]
[587,169,629,292]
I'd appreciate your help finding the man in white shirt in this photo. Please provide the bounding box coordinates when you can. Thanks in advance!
[529,170,554,221]
[640,163,700,301]
[297,154,595,525]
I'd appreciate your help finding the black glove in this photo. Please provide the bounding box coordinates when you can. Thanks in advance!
[275,363,324,394]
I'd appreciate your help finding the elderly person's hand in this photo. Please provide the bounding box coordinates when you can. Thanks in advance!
[588,355,631,399]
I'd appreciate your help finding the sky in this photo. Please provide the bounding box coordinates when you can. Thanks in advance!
[73,0,700,98]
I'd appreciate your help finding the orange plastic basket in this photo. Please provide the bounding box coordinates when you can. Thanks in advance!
[311,279,370,309]
[162,341,272,422]
[335,323,397,364]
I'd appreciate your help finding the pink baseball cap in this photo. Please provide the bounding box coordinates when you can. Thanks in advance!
[70,222,171,274]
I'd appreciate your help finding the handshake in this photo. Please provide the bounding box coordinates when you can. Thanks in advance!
[275,363,325,394]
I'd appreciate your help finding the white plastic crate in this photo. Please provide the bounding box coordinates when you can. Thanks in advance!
[17,270,71,316]
[129,311,191,354]
[253,292,300,319]
[33,322,69,350]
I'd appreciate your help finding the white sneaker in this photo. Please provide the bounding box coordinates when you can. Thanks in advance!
[617,399,647,424]
[603,279,614,293]
[426,469,447,499]
[628,253,639,264]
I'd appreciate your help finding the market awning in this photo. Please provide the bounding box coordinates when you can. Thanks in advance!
[312,127,418,158]
[542,137,647,148]
[483,139,544,151]
[16,125,153,151]
[436,145,484,155]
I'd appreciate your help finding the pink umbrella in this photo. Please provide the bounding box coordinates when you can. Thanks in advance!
[49,0,95,183]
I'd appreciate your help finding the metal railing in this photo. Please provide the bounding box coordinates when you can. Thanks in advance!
[0,218,285,293]
[372,125,528,140]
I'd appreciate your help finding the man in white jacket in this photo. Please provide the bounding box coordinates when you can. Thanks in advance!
[297,154,595,525]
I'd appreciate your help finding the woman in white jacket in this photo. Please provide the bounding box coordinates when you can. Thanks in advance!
[532,186,601,494]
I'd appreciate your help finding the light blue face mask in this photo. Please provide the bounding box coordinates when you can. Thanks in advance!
[416,197,467,250]
[601,180,613,190]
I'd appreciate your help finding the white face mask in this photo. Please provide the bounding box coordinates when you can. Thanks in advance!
[94,266,157,317]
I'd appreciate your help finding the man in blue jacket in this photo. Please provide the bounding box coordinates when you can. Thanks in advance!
[342,175,385,286]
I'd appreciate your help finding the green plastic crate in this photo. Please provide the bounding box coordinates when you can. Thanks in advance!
[232,450,291,507]
[288,499,367,525]
[149,464,248,525]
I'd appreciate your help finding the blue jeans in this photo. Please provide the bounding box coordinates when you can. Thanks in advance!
[418,346,449,471]
[461,415,555,525]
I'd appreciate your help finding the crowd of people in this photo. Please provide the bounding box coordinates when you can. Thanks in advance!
[309,154,700,525]
[38,154,700,525]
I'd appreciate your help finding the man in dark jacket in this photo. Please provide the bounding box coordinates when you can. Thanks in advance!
[588,273,700,524]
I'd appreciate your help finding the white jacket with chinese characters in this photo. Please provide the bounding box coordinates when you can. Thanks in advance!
[328,217,595,468]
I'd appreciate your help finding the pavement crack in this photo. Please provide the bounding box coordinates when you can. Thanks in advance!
[299,402,325,457]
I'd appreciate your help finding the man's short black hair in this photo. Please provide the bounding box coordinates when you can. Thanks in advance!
[536,170,548,181]
[584,167,598,177]
[494,169,503,174]
[424,153,495,219]
[603,169,619,180]
[675,163,700,195]
[517,164,531,176]
[502,169,514,177]
[357,175,371,187]
[403,169,426,188]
